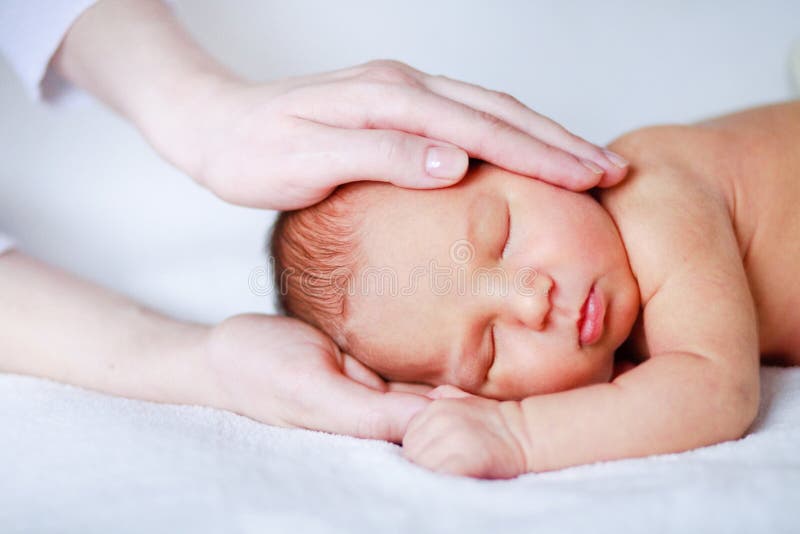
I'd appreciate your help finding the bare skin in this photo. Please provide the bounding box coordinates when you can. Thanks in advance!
[371,100,800,477]
[2,0,631,446]
[614,101,800,366]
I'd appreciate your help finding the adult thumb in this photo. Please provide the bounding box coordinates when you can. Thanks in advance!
[352,391,431,443]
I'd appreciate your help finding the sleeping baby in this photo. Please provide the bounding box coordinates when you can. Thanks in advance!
[269,100,800,478]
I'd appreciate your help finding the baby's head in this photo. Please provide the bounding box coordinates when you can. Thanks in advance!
[270,163,640,400]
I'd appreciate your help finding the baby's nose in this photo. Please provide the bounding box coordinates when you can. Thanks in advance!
[507,270,553,330]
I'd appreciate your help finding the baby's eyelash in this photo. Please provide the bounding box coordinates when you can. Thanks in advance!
[501,203,512,258]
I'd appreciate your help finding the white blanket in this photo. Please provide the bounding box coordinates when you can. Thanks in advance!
[2,366,798,534]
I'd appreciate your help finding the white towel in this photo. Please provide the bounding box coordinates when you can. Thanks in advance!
[1,366,798,534]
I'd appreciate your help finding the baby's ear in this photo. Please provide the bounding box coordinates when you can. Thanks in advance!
[426,384,476,400]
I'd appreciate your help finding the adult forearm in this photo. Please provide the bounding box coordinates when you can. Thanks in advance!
[0,251,213,406]
[515,353,759,472]
[52,0,238,172]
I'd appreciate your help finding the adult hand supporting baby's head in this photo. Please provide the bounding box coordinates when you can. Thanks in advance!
[153,60,630,210]
[202,314,432,443]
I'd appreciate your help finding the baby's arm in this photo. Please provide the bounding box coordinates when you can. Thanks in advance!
[517,131,759,471]
[404,127,760,476]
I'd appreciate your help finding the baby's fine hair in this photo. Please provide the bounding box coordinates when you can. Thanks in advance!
[269,184,365,348]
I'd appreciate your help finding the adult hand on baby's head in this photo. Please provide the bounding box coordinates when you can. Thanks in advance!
[402,385,531,479]
[202,314,432,442]
[165,60,628,210]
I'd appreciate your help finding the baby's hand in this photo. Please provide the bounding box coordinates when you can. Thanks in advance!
[402,385,530,479]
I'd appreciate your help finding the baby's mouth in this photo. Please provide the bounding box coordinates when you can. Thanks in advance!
[578,284,606,346]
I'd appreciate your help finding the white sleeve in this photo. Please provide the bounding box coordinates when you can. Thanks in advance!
[0,233,15,256]
[0,0,98,105]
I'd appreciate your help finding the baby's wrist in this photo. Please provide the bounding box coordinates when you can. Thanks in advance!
[499,399,536,473]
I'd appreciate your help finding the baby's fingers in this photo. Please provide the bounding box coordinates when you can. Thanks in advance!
[403,430,473,477]
[402,403,455,462]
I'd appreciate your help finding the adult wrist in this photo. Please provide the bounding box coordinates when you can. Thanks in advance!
[131,311,219,408]
[129,65,247,183]
[52,0,248,188]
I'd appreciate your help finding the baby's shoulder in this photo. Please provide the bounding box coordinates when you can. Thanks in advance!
[599,125,738,304]
[600,125,758,364]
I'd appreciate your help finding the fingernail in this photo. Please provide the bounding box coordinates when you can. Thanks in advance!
[602,149,629,168]
[580,158,604,175]
[426,146,468,180]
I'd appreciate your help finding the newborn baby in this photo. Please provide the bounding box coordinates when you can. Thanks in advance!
[270,100,800,478]
[272,163,640,400]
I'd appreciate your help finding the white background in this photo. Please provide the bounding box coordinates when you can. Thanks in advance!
[1,0,798,324]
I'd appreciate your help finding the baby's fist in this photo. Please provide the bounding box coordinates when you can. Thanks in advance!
[402,385,530,479]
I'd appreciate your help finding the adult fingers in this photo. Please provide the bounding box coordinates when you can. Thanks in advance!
[342,353,389,391]
[425,384,476,400]
[387,381,435,396]
[424,75,630,187]
[292,83,603,190]
[308,370,431,442]
[342,353,435,396]
[433,455,472,476]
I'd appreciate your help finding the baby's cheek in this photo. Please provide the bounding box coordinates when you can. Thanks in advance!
[597,352,617,383]
[547,351,614,391]
[479,371,543,401]
[481,350,614,400]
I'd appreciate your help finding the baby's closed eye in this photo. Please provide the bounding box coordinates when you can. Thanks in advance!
[501,202,513,258]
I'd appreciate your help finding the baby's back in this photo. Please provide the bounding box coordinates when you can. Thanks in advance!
[710,102,800,364]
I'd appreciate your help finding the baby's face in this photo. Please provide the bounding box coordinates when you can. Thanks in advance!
[343,163,640,400]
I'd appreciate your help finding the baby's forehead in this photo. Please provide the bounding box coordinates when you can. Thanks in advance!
[356,167,494,226]
[358,190,470,262]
